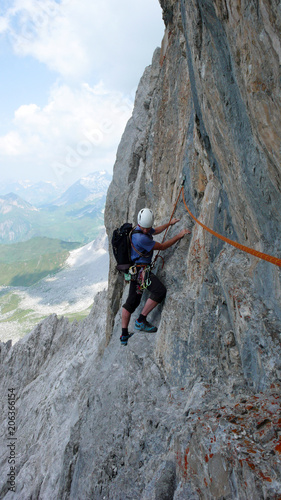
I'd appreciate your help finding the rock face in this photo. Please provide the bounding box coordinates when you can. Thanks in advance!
[106,0,281,392]
[1,1,281,498]
[104,0,281,495]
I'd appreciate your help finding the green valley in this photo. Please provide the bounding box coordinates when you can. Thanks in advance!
[0,172,110,342]
[0,194,105,245]
[0,237,81,286]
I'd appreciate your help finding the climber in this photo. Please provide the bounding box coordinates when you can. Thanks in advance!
[120,208,191,345]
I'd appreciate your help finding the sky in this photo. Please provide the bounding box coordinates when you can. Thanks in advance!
[0,0,164,186]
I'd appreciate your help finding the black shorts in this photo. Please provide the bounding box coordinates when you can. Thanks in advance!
[122,272,167,314]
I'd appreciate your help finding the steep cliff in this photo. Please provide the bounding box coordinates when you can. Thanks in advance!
[1,1,281,498]
[106,0,281,391]
[104,0,281,495]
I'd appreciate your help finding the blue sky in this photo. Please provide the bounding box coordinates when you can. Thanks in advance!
[0,0,164,186]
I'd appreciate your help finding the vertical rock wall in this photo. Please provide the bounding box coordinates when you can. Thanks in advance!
[1,1,281,498]
[105,0,281,391]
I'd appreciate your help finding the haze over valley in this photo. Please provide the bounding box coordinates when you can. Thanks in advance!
[0,171,110,343]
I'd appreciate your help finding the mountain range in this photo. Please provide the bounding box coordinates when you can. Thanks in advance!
[51,171,112,206]
[0,179,61,206]
[0,171,111,244]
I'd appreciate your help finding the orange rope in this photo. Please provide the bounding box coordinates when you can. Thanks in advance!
[153,185,183,266]
[181,187,281,267]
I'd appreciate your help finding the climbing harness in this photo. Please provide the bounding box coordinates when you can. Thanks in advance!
[159,175,281,268]
[129,264,152,294]
[124,264,152,292]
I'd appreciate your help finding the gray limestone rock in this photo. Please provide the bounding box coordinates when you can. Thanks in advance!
[1,0,281,498]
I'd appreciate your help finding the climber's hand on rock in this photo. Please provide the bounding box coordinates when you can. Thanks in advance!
[178,228,191,239]
[170,218,180,225]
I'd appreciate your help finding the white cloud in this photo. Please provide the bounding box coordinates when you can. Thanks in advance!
[0,81,134,183]
[0,0,164,183]
[4,0,163,88]
[0,130,27,155]
[0,15,9,33]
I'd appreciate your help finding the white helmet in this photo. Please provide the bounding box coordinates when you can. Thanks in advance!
[137,208,154,228]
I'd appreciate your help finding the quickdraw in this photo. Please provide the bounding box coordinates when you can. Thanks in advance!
[137,265,152,292]
[138,266,151,292]
[124,264,153,289]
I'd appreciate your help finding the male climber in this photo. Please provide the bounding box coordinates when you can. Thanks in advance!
[120,207,191,345]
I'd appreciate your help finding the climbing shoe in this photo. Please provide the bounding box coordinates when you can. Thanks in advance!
[135,319,157,333]
[120,334,132,346]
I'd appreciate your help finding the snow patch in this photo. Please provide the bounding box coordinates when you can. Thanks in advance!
[0,231,109,343]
